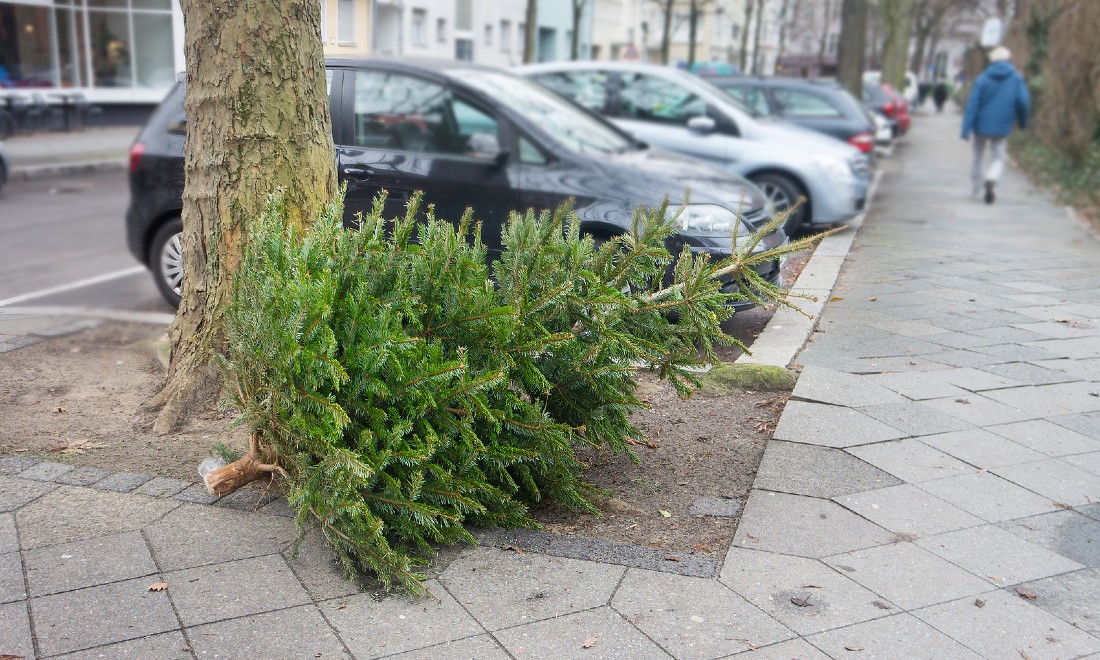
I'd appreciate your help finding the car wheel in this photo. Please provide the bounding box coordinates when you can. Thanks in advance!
[150,218,183,308]
[750,173,805,236]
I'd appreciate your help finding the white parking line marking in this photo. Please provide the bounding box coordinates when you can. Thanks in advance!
[0,266,148,308]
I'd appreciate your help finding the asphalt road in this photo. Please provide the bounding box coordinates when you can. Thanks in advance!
[0,171,172,313]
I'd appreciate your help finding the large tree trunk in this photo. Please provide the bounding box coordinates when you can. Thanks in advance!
[750,0,765,74]
[739,0,753,72]
[148,0,337,439]
[525,0,539,63]
[880,0,915,90]
[661,0,674,65]
[837,0,868,97]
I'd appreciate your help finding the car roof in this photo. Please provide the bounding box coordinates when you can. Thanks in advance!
[324,56,508,82]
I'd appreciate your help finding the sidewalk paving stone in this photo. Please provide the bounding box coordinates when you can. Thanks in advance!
[134,477,191,498]
[91,471,153,493]
[386,635,511,660]
[992,459,1100,507]
[772,401,907,448]
[920,392,1038,427]
[687,496,742,517]
[823,543,993,610]
[611,569,793,659]
[52,631,191,660]
[935,366,1025,391]
[1000,510,1100,568]
[439,546,625,631]
[857,401,973,436]
[493,606,671,659]
[165,554,310,627]
[729,638,830,659]
[919,428,1047,468]
[144,502,297,571]
[548,531,718,577]
[847,439,976,484]
[733,491,893,559]
[1013,568,1100,636]
[322,578,481,658]
[0,456,40,475]
[805,613,982,659]
[916,525,1084,587]
[16,485,177,549]
[0,601,35,659]
[1052,411,1100,439]
[1025,336,1100,360]
[981,361,1081,386]
[29,575,178,656]
[0,513,16,554]
[917,472,1058,523]
[912,590,1100,660]
[719,547,892,636]
[791,366,906,407]
[215,487,281,512]
[833,483,982,536]
[1064,452,1100,476]
[53,465,112,486]
[984,381,1100,417]
[23,530,157,596]
[864,371,971,401]
[283,527,362,602]
[1014,320,1100,339]
[752,441,901,498]
[987,419,1100,457]
[173,482,220,505]
[188,605,351,659]
[17,460,73,482]
[0,550,26,603]
[0,474,57,512]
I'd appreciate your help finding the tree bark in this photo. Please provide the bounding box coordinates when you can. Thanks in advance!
[525,0,539,63]
[661,0,674,65]
[149,0,338,434]
[571,0,583,60]
[750,0,765,74]
[817,0,834,71]
[688,0,700,69]
[879,0,915,89]
[837,0,868,97]
[739,0,753,72]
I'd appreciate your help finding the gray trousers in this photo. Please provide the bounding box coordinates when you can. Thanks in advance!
[972,135,1008,191]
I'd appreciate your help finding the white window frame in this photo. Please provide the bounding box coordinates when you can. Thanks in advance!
[337,0,355,46]
[437,17,447,43]
[500,20,511,52]
[411,8,427,47]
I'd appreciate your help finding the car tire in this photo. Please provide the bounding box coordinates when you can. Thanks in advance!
[150,218,183,309]
[750,173,805,236]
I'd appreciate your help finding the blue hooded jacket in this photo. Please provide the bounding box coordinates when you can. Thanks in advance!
[961,61,1030,139]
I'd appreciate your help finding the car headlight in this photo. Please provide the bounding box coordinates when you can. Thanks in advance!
[812,155,853,182]
[677,204,752,238]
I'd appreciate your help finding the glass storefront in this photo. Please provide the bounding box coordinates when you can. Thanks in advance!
[0,0,180,99]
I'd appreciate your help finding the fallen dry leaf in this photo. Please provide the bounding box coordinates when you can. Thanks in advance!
[581,636,597,649]
[872,600,891,610]
[830,296,844,301]
[790,596,812,607]
[1053,501,1072,510]
[1016,588,1038,600]
[54,439,109,455]
[802,584,822,589]
[1019,651,1031,660]
[664,556,681,562]
[974,598,986,608]
[54,406,66,413]
[693,544,710,551]
[0,655,26,660]
[658,510,672,518]
[867,296,877,302]
[501,545,526,556]
[148,582,169,592]
[845,646,864,652]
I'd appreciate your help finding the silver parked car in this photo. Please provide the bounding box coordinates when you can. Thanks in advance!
[517,62,871,235]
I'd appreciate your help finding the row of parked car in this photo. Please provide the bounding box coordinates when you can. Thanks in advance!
[126,58,911,309]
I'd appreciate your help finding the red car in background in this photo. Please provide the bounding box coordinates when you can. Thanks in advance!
[880,83,911,136]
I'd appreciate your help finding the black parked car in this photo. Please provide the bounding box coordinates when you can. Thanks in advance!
[127,58,785,309]
[704,77,877,156]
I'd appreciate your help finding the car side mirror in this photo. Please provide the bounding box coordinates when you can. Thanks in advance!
[686,115,716,134]
[466,132,509,165]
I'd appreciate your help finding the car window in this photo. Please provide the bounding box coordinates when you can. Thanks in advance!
[616,73,707,125]
[529,71,609,113]
[518,136,547,165]
[352,70,498,155]
[720,85,770,117]
[771,88,842,118]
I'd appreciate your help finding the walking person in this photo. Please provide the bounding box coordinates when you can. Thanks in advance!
[932,80,949,113]
[961,46,1031,204]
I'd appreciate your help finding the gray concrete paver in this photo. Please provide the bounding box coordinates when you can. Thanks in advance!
[0,474,57,513]
[91,471,152,493]
[865,371,971,401]
[823,543,994,610]
[493,606,672,659]
[857,401,974,436]
[791,365,906,407]
[1013,568,1100,637]
[732,491,893,558]
[0,551,25,604]
[833,483,982,536]
[988,419,1100,457]
[920,392,1039,427]
[611,569,793,659]
[752,441,902,498]
[144,501,297,571]
[999,511,1100,568]
[846,439,977,484]
[1052,411,1100,439]
[918,472,1059,523]
[719,547,892,636]
[1064,451,1100,477]
[23,530,157,597]
[134,477,191,498]
[17,460,74,482]
[981,360,1080,386]
[916,525,1084,587]
[51,631,191,660]
[16,485,176,550]
[0,600,35,659]
[919,428,1048,468]
[0,513,15,554]
[772,401,907,448]
[806,613,982,659]
[283,527,362,602]
[30,576,178,657]
[913,590,1100,660]
[385,635,511,660]
[983,381,1100,418]
[188,605,351,659]
[727,638,830,659]
[53,466,112,487]
[165,554,311,627]
[992,459,1100,507]
[439,546,624,631]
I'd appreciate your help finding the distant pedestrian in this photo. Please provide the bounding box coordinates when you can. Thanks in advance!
[917,81,931,108]
[932,80,949,112]
[961,46,1030,204]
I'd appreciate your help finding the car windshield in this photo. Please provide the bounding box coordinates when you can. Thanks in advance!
[709,81,769,118]
[449,69,637,156]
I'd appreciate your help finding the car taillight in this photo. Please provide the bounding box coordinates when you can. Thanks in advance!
[129,142,145,174]
[847,132,874,153]
[883,102,896,118]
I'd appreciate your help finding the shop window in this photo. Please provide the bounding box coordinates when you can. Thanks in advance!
[134,13,174,88]
[89,10,133,87]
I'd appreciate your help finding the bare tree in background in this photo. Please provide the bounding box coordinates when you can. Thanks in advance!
[688,0,702,68]
[739,0,754,71]
[524,0,538,63]
[661,0,675,64]
[571,0,587,60]
[879,0,915,89]
[909,0,979,79]
[837,0,868,96]
[815,0,835,69]
[775,0,805,70]
[751,0,766,74]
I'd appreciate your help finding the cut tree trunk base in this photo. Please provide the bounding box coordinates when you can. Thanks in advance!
[203,432,285,496]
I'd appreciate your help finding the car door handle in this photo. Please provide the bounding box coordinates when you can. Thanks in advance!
[342,166,374,180]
